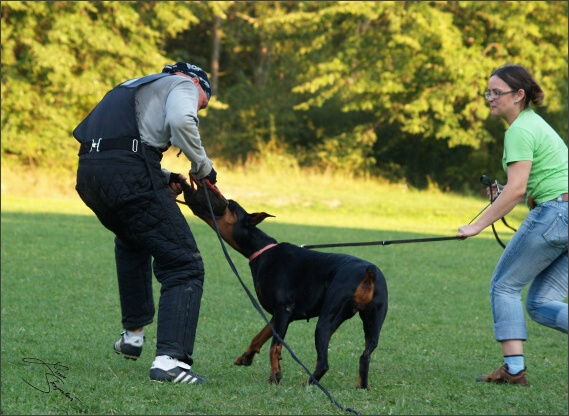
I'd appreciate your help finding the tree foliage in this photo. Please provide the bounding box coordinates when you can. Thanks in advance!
[2,1,567,191]
[238,1,567,188]
[1,1,202,169]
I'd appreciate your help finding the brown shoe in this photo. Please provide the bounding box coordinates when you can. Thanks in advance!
[476,364,528,386]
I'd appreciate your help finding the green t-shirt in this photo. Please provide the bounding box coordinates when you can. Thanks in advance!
[502,109,568,207]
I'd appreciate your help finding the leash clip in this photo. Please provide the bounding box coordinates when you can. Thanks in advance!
[495,180,503,196]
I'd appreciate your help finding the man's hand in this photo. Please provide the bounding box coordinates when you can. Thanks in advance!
[183,173,228,218]
[168,172,187,196]
[205,167,217,185]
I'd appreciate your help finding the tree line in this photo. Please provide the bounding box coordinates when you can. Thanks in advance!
[2,1,567,192]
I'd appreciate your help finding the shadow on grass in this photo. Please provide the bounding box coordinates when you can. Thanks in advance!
[2,211,566,415]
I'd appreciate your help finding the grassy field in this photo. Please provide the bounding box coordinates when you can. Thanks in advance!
[1,159,567,415]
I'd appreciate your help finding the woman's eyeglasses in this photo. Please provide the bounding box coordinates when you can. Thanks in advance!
[484,90,517,100]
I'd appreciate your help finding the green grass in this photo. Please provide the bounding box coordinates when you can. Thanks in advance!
[1,163,567,415]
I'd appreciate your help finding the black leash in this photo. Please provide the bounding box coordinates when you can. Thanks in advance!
[301,175,518,251]
[201,180,362,415]
[301,236,458,249]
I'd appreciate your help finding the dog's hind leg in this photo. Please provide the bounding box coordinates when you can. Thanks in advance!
[310,301,356,385]
[356,299,388,390]
[234,319,274,366]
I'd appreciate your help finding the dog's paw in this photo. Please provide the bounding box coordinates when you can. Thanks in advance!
[355,381,372,391]
[234,353,255,366]
[300,377,315,387]
[267,370,283,385]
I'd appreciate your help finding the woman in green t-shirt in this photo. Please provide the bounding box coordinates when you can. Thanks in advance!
[457,64,568,386]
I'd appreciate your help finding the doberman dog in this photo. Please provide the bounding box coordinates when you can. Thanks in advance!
[194,199,388,390]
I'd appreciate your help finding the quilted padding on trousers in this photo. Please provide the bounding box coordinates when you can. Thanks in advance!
[76,145,204,362]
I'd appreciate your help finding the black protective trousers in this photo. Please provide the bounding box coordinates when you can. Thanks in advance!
[76,144,204,365]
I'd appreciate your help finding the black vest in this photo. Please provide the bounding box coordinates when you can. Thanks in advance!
[73,73,171,144]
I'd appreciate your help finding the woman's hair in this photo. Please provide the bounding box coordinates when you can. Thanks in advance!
[491,64,545,108]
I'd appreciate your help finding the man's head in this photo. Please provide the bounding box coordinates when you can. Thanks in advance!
[162,62,212,102]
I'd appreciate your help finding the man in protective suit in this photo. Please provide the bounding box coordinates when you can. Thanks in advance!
[74,62,216,384]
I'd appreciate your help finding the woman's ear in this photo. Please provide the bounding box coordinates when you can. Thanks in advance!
[515,89,526,104]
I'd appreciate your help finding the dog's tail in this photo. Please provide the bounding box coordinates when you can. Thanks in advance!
[353,266,377,307]
[369,264,388,293]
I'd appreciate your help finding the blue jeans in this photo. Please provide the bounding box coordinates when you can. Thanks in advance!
[490,200,568,341]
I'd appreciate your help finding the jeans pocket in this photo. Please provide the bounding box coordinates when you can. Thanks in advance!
[543,213,568,248]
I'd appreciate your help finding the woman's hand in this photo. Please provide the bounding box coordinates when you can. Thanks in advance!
[487,183,504,202]
[457,223,482,240]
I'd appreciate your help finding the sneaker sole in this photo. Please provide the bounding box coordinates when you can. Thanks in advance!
[475,374,528,386]
[115,351,140,361]
[114,341,142,361]
[149,368,206,384]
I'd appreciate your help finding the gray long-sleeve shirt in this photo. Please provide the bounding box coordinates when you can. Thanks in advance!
[135,74,213,179]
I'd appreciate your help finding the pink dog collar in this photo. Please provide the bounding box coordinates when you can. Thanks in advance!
[249,243,278,261]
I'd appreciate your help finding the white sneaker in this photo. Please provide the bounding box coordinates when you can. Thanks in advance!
[114,331,144,360]
[149,356,208,384]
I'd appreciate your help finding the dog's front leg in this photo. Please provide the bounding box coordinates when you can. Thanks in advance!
[268,340,283,385]
[266,311,291,385]
[234,321,274,366]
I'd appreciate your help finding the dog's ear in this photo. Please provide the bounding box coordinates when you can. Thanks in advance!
[249,212,275,226]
